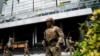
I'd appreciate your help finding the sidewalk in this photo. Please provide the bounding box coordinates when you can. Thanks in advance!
[0,46,71,56]
[14,52,70,56]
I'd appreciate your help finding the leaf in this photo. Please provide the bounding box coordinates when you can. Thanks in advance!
[4,0,9,4]
[17,0,19,3]
[4,0,20,4]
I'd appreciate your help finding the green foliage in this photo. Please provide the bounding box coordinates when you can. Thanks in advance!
[73,9,100,56]
[17,0,19,3]
[4,0,20,4]
[73,49,82,56]
[58,2,64,7]
[13,41,25,44]
[4,0,8,4]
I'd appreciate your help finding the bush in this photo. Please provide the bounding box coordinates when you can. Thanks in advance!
[73,9,100,56]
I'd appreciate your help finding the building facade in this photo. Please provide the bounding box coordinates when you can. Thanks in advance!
[0,0,100,48]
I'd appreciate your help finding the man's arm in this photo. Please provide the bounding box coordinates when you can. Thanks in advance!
[56,26,64,43]
[42,31,47,47]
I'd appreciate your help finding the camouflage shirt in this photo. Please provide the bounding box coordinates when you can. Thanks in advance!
[45,26,64,43]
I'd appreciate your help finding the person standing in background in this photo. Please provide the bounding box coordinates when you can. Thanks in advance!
[24,40,30,56]
[6,38,14,56]
[65,36,75,56]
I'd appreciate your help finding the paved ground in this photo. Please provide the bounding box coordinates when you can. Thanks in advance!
[0,52,71,56]
[14,52,70,56]
[0,47,72,56]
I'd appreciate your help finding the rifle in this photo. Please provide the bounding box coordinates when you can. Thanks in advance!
[43,37,59,47]
[43,31,61,47]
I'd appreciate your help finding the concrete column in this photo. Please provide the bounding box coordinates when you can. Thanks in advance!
[34,26,37,44]
[13,29,15,42]
[32,32,35,46]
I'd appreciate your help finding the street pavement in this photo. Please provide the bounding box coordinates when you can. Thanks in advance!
[14,52,70,56]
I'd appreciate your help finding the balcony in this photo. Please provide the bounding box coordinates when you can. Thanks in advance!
[0,1,94,28]
[0,1,95,23]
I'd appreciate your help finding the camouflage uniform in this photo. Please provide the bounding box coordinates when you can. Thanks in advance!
[44,26,64,56]
[65,36,75,56]
[3,46,7,56]
[65,38,70,52]
[6,41,13,56]
[24,41,30,56]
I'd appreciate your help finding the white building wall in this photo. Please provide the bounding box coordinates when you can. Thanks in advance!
[70,0,79,3]
[57,0,79,3]
[0,8,92,29]
[0,0,3,13]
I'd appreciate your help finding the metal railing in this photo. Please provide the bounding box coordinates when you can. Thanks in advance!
[0,0,100,24]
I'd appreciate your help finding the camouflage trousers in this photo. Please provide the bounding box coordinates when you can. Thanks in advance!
[24,48,30,56]
[5,50,13,56]
[65,46,75,56]
[46,46,61,56]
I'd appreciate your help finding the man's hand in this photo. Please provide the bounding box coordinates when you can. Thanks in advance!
[42,40,45,46]
[56,42,60,48]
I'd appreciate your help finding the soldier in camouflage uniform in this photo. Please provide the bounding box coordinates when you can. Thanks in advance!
[24,40,30,56]
[42,18,64,56]
[3,46,7,56]
[65,37,70,52]
[65,36,75,56]
[6,38,14,56]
